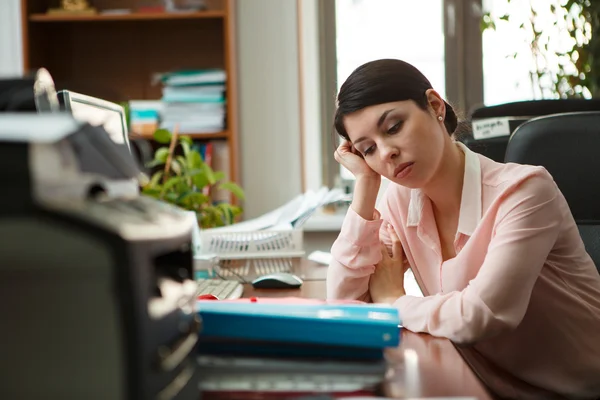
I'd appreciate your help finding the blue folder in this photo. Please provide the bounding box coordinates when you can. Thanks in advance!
[196,301,401,359]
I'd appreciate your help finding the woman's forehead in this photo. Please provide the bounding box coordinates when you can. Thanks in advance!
[344,101,413,140]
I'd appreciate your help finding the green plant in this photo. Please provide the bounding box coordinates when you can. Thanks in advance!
[482,0,600,98]
[141,128,244,228]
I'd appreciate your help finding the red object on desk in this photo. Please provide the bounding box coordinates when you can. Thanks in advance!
[198,294,219,301]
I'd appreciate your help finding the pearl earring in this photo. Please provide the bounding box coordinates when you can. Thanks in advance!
[438,116,443,121]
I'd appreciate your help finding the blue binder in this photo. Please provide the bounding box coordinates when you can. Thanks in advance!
[196,301,401,359]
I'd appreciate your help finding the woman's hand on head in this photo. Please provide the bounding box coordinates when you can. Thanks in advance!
[369,223,406,304]
[334,141,380,182]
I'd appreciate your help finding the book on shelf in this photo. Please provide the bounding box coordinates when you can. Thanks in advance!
[160,69,227,134]
[160,69,227,86]
[129,100,163,137]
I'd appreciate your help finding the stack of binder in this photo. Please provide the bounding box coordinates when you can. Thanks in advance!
[196,300,401,360]
[196,299,401,398]
[159,69,226,134]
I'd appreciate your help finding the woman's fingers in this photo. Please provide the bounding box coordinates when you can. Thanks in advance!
[379,242,390,261]
[386,224,403,261]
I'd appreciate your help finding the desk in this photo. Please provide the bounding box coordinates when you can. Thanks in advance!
[242,280,493,399]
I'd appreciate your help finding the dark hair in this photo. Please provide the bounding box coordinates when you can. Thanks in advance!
[334,59,459,140]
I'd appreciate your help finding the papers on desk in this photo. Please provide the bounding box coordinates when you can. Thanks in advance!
[206,187,347,233]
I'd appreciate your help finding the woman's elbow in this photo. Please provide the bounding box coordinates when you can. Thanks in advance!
[447,308,522,345]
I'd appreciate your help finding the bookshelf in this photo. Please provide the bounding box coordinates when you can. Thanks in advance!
[20,0,240,196]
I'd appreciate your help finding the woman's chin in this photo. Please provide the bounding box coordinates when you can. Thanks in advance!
[389,170,422,189]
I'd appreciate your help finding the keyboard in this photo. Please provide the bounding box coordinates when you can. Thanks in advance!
[196,279,244,300]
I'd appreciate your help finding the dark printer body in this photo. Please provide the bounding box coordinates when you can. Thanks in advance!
[0,114,200,400]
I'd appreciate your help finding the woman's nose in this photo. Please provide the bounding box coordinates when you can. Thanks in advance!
[380,144,399,161]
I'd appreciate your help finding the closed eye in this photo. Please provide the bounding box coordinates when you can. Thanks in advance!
[363,145,376,156]
[387,120,403,134]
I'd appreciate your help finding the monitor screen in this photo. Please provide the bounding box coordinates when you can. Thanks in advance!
[58,90,130,150]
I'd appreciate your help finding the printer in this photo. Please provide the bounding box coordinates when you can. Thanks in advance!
[0,113,200,399]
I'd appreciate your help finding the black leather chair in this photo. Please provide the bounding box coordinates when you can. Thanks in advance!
[461,99,600,162]
[504,111,600,272]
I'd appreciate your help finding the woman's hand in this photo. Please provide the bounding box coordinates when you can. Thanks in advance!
[334,141,379,181]
[369,224,406,304]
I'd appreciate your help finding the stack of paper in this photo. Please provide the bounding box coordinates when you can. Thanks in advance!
[159,69,226,134]
[205,187,348,234]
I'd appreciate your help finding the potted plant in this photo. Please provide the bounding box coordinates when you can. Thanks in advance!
[141,128,244,229]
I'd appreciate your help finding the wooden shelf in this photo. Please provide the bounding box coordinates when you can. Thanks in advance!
[22,0,239,205]
[130,131,230,141]
[29,11,226,22]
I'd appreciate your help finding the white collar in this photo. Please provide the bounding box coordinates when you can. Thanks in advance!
[407,142,482,236]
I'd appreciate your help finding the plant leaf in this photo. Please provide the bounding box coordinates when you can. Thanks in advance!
[154,147,170,163]
[202,163,216,185]
[145,159,165,168]
[176,156,188,173]
[171,159,183,176]
[147,171,163,188]
[154,129,172,144]
[188,150,203,169]
[141,188,162,198]
[213,171,226,182]
[179,135,193,146]
[192,173,210,190]
[180,140,191,157]
[162,176,182,193]
[181,191,211,206]
[216,203,242,225]
[165,192,179,202]
[218,181,245,200]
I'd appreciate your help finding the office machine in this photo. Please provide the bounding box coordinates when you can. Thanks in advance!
[0,68,59,112]
[58,89,131,151]
[0,113,200,399]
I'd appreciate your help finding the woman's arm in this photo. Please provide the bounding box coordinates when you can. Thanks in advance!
[395,174,562,344]
[326,180,404,302]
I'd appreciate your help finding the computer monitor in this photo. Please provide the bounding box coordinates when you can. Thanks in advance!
[57,90,130,151]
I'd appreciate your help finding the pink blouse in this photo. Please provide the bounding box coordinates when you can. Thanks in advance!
[327,143,600,399]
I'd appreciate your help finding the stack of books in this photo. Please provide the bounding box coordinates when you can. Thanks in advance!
[195,299,401,397]
[160,69,226,134]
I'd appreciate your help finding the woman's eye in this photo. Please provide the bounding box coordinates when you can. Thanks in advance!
[363,145,375,156]
[387,121,403,134]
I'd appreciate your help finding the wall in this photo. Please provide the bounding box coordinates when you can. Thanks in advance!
[0,0,23,77]
[235,0,303,218]
[298,0,323,193]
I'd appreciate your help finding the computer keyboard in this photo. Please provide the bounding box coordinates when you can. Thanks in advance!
[196,279,244,300]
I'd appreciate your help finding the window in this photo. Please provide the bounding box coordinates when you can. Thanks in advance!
[482,0,592,105]
[336,0,446,98]
[334,0,448,180]
[315,0,589,189]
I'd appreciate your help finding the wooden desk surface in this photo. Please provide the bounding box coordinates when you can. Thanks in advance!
[242,280,493,399]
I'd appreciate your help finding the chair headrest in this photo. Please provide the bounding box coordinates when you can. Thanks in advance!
[505,111,600,222]
[470,99,600,119]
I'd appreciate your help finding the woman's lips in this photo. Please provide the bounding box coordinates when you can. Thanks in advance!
[394,162,414,179]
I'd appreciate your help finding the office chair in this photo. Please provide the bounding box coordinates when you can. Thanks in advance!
[504,111,600,272]
[461,99,600,162]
